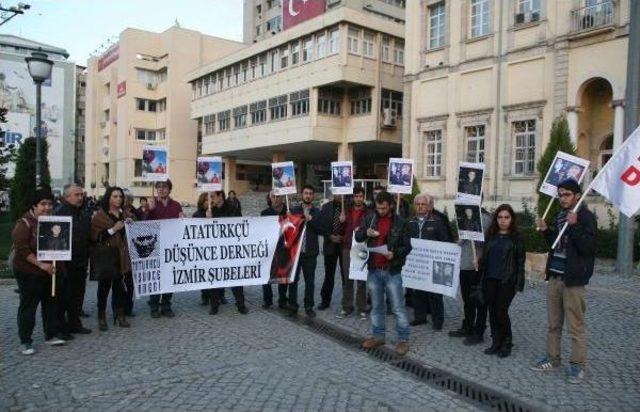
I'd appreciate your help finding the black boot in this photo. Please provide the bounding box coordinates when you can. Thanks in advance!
[484,340,500,355]
[497,337,512,358]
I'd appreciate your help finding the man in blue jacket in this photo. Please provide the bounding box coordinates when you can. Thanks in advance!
[533,179,596,384]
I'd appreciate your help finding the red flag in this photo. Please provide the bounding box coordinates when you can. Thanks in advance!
[269,214,306,284]
[283,0,326,31]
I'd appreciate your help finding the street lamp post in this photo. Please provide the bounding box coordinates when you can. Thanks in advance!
[25,51,53,188]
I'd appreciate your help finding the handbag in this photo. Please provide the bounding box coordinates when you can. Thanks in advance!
[90,244,121,281]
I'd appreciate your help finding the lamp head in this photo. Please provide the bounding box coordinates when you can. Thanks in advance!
[25,51,53,83]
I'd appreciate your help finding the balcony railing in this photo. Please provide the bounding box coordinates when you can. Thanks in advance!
[571,1,614,33]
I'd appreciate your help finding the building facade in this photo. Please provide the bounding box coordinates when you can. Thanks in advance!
[191,4,406,195]
[404,0,631,212]
[243,0,406,43]
[75,65,86,186]
[0,35,76,191]
[84,26,246,202]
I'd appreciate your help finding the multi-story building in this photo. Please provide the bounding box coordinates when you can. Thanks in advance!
[0,34,77,191]
[404,0,631,212]
[244,0,405,43]
[75,65,86,186]
[190,3,406,195]
[84,26,246,202]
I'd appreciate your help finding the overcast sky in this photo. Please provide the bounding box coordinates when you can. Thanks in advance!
[1,0,244,65]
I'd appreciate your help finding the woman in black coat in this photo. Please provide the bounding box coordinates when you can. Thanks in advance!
[479,204,525,358]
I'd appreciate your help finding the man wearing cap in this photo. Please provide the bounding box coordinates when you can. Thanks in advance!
[533,179,596,384]
[143,179,184,318]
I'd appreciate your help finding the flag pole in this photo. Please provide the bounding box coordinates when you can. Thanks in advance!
[51,261,56,297]
[536,197,555,231]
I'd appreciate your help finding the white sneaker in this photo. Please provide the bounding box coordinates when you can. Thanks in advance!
[20,343,35,355]
[45,337,65,346]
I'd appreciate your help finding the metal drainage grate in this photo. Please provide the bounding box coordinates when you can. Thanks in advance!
[271,309,535,412]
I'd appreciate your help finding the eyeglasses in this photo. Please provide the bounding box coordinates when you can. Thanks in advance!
[557,192,574,198]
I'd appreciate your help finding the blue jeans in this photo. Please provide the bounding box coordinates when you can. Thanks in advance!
[367,269,410,341]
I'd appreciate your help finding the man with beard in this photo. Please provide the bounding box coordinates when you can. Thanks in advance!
[54,183,92,338]
[287,185,322,317]
[209,191,248,315]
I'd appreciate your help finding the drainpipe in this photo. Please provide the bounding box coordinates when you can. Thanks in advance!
[492,0,505,205]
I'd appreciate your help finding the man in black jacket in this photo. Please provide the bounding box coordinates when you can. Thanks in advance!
[355,191,410,356]
[209,191,248,315]
[403,194,453,330]
[288,185,322,317]
[54,183,92,337]
[317,194,345,310]
[261,191,288,309]
[533,179,596,384]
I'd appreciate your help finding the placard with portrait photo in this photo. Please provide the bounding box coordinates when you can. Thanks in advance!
[456,162,485,204]
[539,152,590,198]
[37,216,72,261]
[387,158,414,194]
[272,161,297,196]
[142,145,169,182]
[196,156,223,192]
[331,161,354,195]
[455,203,484,241]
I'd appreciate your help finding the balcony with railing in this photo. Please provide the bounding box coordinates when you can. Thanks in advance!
[570,1,614,34]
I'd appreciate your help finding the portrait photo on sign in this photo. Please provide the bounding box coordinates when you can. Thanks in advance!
[272,161,296,195]
[432,261,455,287]
[455,203,484,241]
[331,161,353,195]
[142,145,168,181]
[37,215,72,261]
[456,162,484,203]
[539,152,590,198]
[388,158,414,194]
[196,156,223,191]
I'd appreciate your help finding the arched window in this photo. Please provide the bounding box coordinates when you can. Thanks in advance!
[599,134,613,167]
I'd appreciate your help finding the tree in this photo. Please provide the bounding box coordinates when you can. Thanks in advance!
[10,137,51,221]
[537,116,576,220]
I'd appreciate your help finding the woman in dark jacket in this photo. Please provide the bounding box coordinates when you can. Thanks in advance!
[479,204,525,358]
[193,192,216,306]
[91,187,135,331]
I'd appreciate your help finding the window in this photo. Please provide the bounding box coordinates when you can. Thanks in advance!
[303,37,313,62]
[270,50,279,72]
[269,94,288,120]
[134,159,143,177]
[318,87,343,116]
[217,72,223,90]
[233,65,239,85]
[516,0,541,24]
[363,32,376,58]
[382,36,391,62]
[250,100,267,125]
[259,54,267,76]
[137,98,146,111]
[291,42,300,65]
[290,89,310,117]
[104,109,110,122]
[348,27,360,54]
[280,46,289,69]
[513,120,536,175]
[250,57,257,79]
[470,0,490,38]
[394,40,404,65]
[424,130,443,177]
[349,88,372,115]
[192,82,197,99]
[256,25,262,37]
[429,2,446,49]
[136,129,157,141]
[317,33,326,58]
[204,114,215,135]
[225,69,232,87]
[218,110,231,131]
[465,125,485,163]
[267,15,281,32]
[233,105,248,128]
[329,28,339,55]
[158,99,166,112]
[241,63,248,83]
[381,89,403,116]
[136,99,158,112]
[148,100,157,112]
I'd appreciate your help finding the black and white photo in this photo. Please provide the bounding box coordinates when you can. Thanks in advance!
[455,204,484,241]
[432,261,454,287]
[456,162,484,203]
[331,160,354,195]
[388,157,414,194]
[539,151,590,198]
[37,215,73,261]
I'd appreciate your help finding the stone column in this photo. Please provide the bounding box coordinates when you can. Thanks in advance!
[566,107,579,147]
[612,100,625,150]
[337,143,353,161]
[223,156,237,195]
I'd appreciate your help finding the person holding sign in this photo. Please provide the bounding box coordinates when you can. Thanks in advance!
[479,204,525,358]
[12,187,66,355]
[143,180,184,318]
[533,179,596,384]
[403,194,453,330]
[317,194,346,311]
[260,191,288,309]
[356,191,410,356]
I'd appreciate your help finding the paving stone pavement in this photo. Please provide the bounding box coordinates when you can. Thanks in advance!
[1,282,478,411]
[303,257,640,411]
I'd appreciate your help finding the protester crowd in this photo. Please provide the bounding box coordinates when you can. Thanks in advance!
[11,177,595,384]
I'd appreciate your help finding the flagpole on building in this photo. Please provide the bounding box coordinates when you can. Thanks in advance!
[617,1,640,276]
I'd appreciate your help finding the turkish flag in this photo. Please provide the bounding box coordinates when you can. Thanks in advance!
[283,0,326,31]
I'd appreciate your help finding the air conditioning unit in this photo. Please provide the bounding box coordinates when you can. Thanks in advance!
[531,11,540,22]
[382,108,397,128]
[515,13,525,24]
[146,82,156,90]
